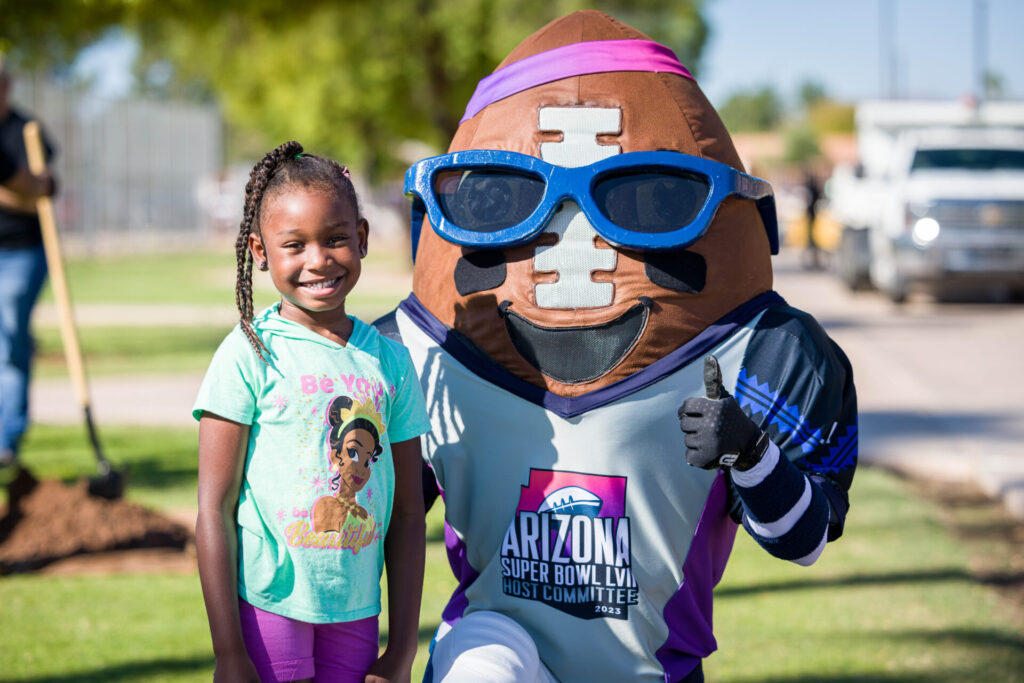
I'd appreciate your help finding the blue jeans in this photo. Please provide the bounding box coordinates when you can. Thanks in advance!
[0,245,48,453]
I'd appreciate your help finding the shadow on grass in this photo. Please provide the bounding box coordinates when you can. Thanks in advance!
[897,627,1024,652]
[112,460,198,493]
[19,426,198,487]
[754,672,969,683]
[718,567,973,598]
[1,654,214,683]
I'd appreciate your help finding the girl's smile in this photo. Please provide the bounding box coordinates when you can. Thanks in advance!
[249,188,368,339]
[299,277,340,292]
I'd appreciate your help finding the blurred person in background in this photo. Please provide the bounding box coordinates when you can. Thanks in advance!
[802,166,823,270]
[0,55,57,467]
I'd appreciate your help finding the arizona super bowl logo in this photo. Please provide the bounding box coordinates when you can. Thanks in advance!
[500,469,638,620]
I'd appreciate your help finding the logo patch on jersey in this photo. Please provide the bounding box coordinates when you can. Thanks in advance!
[500,469,638,620]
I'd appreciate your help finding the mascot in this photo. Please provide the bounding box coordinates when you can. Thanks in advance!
[376,10,857,682]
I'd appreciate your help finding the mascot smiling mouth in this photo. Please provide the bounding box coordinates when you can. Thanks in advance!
[501,298,651,384]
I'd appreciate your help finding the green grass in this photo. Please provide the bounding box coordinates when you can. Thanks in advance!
[4,425,200,511]
[3,426,1023,682]
[47,250,240,305]
[33,325,234,379]
[31,246,413,377]
[0,424,454,682]
[45,244,413,306]
[708,470,1024,681]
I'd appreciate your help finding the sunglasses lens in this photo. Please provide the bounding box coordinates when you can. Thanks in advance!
[594,170,710,234]
[434,168,545,232]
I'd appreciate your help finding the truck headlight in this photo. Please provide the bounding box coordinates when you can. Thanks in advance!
[912,217,940,246]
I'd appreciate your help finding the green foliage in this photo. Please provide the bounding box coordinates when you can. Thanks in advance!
[782,125,821,164]
[717,85,784,132]
[0,0,128,65]
[797,78,827,110]
[984,69,1005,100]
[133,0,710,180]
[807,99,855,134]
[3,0,710,181]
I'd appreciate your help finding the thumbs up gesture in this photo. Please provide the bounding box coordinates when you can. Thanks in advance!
[678,355,767,471]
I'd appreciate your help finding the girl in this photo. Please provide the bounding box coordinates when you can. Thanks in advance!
[194,141,429,683]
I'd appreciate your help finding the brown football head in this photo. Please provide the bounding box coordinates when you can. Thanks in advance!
[411,10,774,398]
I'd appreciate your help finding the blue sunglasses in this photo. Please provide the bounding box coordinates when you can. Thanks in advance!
[404,149,779,257]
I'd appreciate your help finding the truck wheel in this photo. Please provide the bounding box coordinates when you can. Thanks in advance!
[883,277,907,304]
[834,228,872,291]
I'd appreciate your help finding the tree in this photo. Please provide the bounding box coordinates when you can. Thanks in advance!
[782,125,821,164]
[0,0,130,66]
[4,1,711,181]
[797,79,827,111]
[135,1,710,179]
[983,69,1005,100]
[717,86,783,132]
[806,100,855,135]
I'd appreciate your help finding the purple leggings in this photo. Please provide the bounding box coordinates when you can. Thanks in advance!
[238,598,379,682]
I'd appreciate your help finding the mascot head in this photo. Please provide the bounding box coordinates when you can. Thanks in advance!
[407,10,777,398]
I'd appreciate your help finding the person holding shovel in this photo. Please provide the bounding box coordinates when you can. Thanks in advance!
[0,56,56,468]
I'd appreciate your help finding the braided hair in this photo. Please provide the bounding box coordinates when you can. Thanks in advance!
[235,141,360,361]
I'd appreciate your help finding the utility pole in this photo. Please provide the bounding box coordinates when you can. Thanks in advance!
[879,0,897,99]
[973,0,988,102]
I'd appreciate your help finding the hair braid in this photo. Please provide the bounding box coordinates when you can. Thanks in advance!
[235,140,304,361]
[234,140,363,362]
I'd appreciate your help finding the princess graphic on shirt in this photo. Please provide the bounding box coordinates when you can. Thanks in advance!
[313,394,385,532]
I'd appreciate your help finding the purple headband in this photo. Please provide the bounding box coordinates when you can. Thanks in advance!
[461,39,694,123]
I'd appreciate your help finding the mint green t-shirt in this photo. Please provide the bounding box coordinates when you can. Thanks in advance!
[193,305,430,623]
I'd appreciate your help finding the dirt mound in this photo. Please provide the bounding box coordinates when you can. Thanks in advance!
[0,467,192,574]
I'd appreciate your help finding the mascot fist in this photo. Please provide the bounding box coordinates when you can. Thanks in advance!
[678,355,769,471]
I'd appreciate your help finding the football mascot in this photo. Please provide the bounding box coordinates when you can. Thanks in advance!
[377,10,857,682]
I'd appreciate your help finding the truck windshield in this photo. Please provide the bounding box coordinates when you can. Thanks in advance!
[911,148,1024,171]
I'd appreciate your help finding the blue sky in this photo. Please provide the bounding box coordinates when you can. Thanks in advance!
[699,0,1024,108]
[74,1,1024,107]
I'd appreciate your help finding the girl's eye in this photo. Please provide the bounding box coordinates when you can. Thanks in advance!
[347,447,359,462]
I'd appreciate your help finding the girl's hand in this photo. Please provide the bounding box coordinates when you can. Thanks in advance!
[213,649,261,683]
[364,649,413,683]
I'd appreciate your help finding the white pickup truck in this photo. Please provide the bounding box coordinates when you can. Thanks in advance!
[828,101,1024,302]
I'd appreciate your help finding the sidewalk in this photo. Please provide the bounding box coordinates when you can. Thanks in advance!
[32,372,203,427]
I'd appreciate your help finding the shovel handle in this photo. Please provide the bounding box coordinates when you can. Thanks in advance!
[23,121,90,409]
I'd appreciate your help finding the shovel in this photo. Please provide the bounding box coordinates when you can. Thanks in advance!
[23,121,124,500]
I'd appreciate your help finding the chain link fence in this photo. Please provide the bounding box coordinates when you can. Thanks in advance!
[11,77,224,252]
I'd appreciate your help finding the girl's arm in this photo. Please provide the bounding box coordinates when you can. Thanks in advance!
[367,437,426,683]
[196,412,260,683]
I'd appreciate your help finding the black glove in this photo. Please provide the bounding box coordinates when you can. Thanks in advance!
[678,355,769,471]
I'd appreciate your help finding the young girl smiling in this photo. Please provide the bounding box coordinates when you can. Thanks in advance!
[194,141,429,683]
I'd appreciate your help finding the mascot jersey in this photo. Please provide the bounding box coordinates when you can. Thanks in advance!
[380,293,855,681]
[382,10,857,682]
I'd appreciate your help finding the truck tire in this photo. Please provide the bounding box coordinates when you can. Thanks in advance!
[883,275,907,304]
[834,227,872,291]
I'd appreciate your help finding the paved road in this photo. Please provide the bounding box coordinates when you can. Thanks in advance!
[775,252,1024,518]
[29,252,1024,517]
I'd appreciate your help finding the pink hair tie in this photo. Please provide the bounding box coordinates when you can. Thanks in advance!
[461,39,695,123]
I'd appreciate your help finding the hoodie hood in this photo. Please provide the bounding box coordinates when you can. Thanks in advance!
[252,304,373,352]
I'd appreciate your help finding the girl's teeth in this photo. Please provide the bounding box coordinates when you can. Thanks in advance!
[305,279,338,290]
